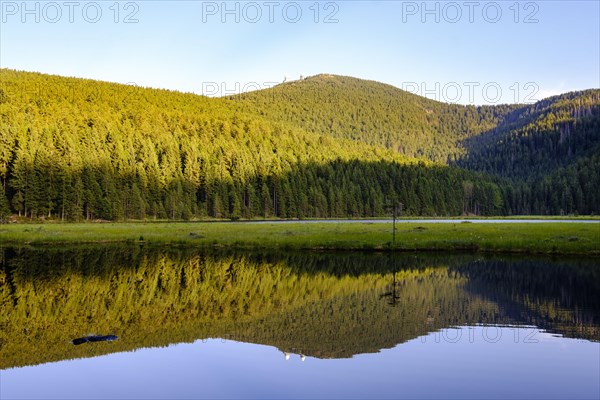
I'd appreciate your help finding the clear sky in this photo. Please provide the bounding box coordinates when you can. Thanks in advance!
[1,0,598,104]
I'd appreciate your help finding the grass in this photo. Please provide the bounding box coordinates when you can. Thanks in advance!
[0,221,598,256]
[395,215,600,220]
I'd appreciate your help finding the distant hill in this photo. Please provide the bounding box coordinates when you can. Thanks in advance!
[457,89,600,214]
[233,74,518,163]
[457,89,600,178]
[234,75,600,215]
[0,69,598,219]
[0,70,501,220]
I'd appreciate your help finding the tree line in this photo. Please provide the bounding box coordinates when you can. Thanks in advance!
[1,69,598,220]
[0,70,503,220]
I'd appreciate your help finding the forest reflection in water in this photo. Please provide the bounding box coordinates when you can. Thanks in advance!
[0,245,599,370]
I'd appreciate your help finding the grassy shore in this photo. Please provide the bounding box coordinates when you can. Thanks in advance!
[0,221,598,256]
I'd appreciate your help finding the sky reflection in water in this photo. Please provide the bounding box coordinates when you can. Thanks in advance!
[2,327,598,400]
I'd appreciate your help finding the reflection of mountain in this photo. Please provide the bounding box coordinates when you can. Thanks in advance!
[236,258,600,359]
[229,268,499,359]
[458,260,600,340]
[0,247,598,369]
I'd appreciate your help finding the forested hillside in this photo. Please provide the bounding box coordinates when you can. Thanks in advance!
[457,90,600,178]
[236,75,600,216]
[234,74,518,163]
[0,70,504,220]
[458,90,600,214]
[0,69,598,220]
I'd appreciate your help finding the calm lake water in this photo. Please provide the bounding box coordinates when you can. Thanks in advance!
[1,247,599,399]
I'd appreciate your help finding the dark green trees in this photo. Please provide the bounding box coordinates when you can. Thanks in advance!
[0,69,597,220]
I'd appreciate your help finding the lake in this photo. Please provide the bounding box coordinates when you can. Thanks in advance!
[1,247,598,399]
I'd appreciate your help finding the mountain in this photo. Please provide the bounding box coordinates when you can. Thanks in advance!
[0,69,598,219]
[234,75,600,215]
[0,69,501,220]
[233,74,519,163]
[457,89,600,178]
[457,90,600,214]
[235,75,600,174]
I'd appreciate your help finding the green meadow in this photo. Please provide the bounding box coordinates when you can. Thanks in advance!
[1,221,598,256]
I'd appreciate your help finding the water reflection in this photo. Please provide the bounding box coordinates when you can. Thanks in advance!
[0,246,598,372]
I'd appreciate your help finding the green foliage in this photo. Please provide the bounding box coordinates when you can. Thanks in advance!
[235,76,600,215]
[234,74,518,162]
[458,90,600,179]
[455,90,600,214]
[0,69,506,220]
[0,70,598,219]
[0,184,10,221]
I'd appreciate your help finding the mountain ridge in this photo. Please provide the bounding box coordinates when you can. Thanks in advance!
[0,69,598,218]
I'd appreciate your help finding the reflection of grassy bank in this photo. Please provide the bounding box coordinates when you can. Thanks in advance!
[1,221,598,255]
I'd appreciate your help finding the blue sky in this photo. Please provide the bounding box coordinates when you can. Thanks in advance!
[1,0,598,104]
